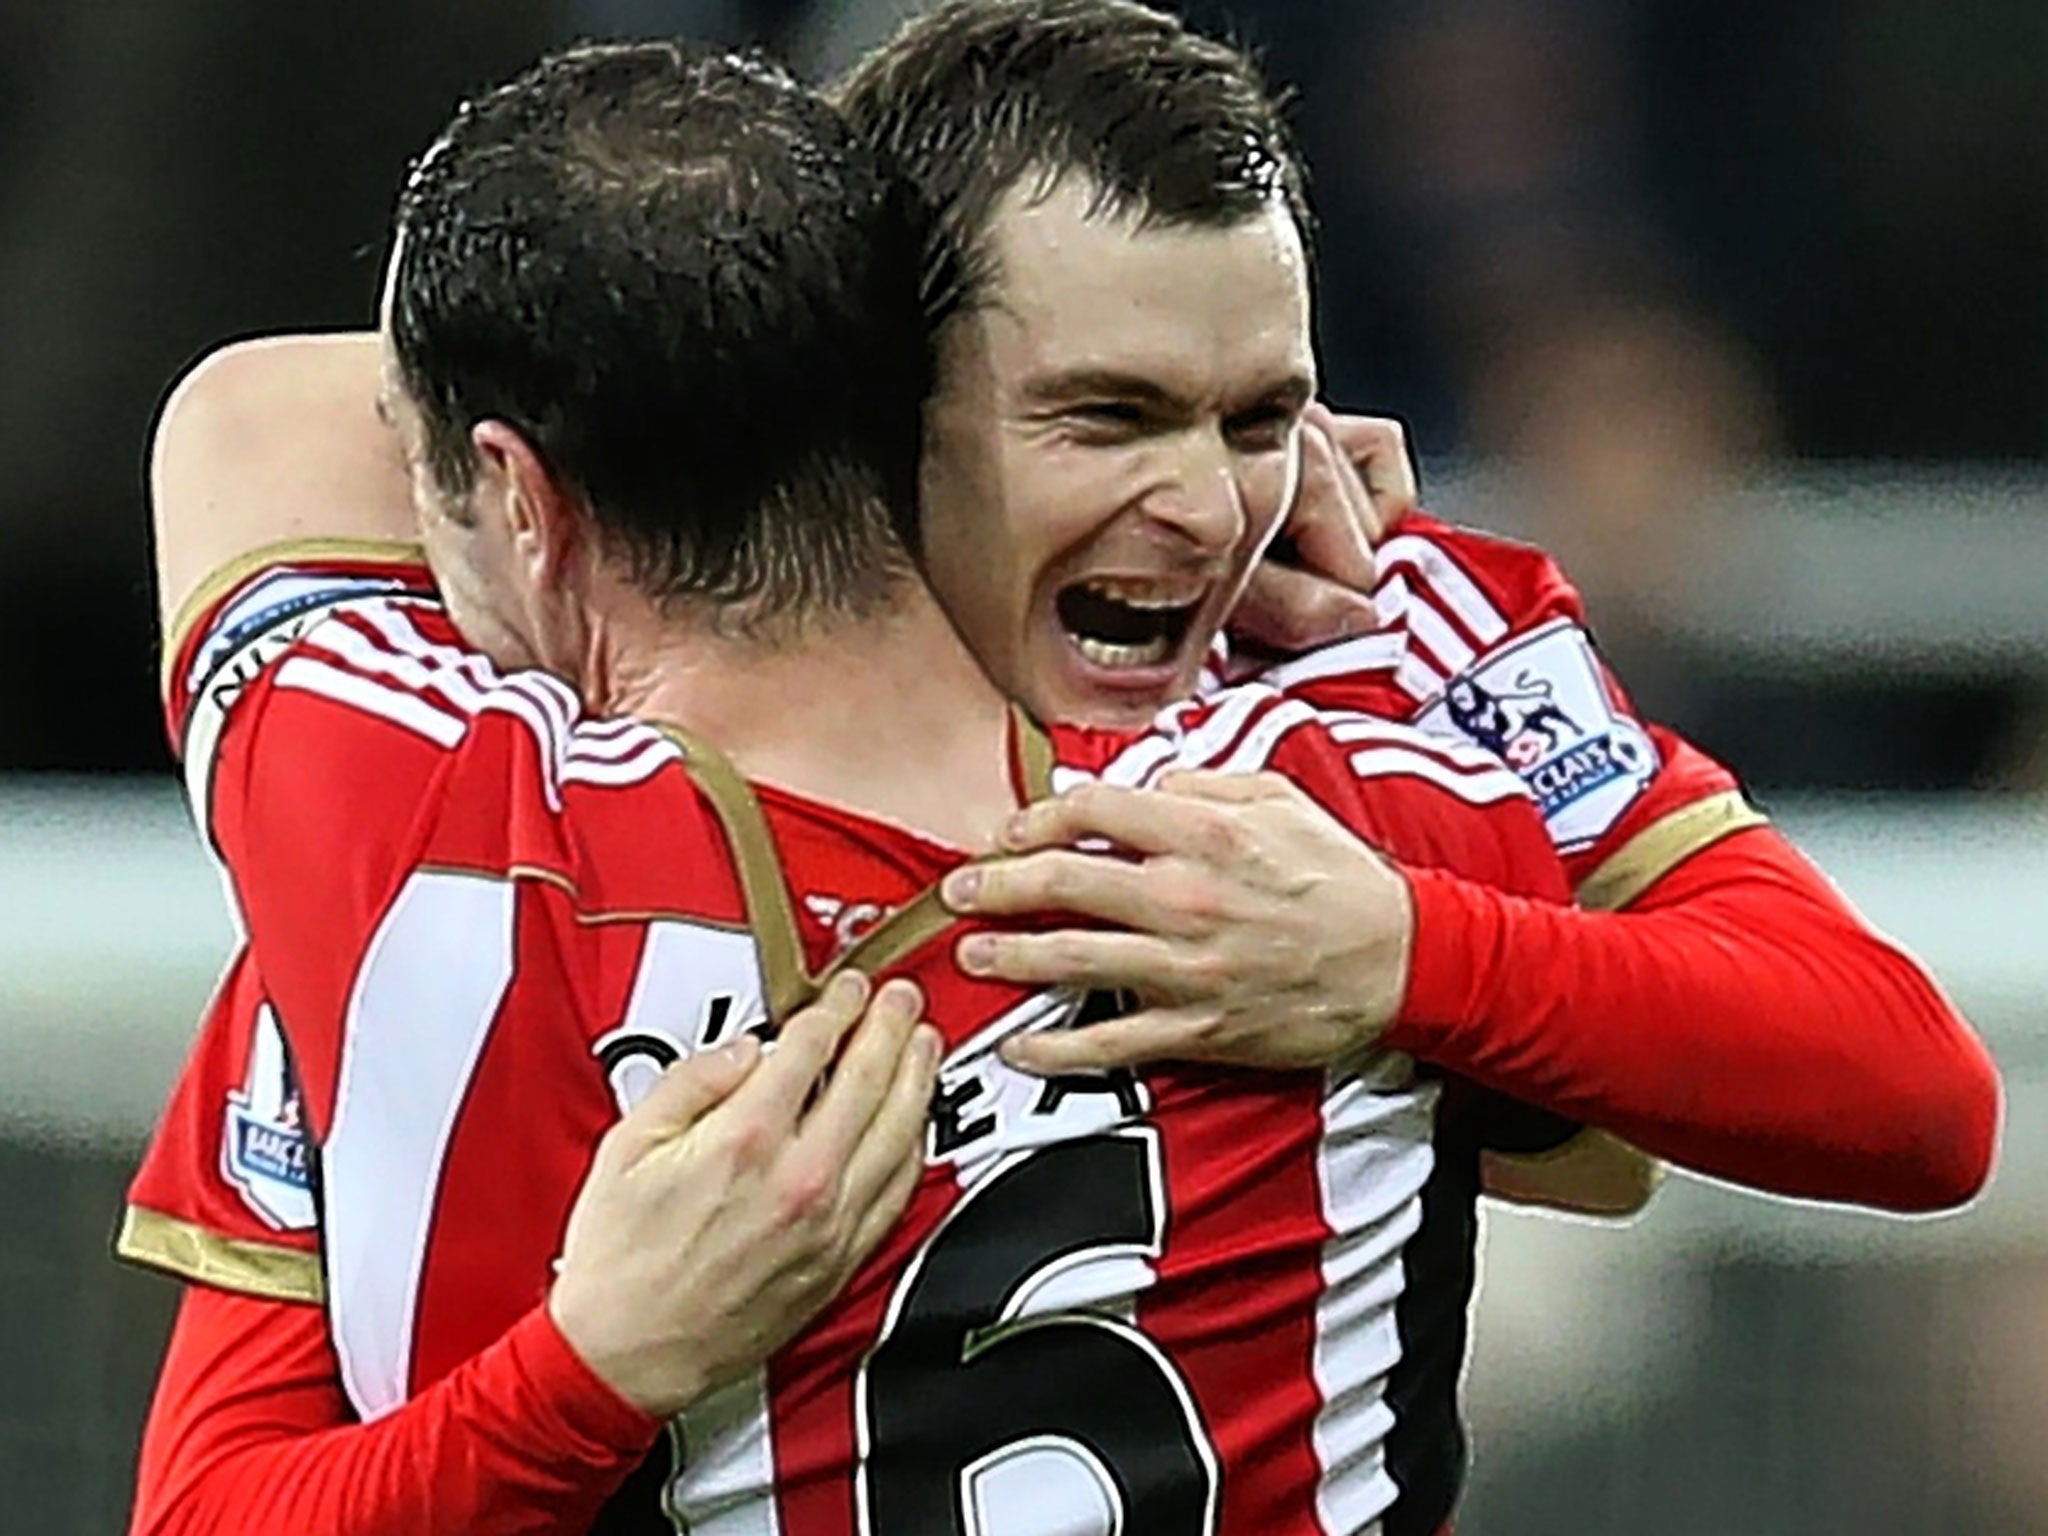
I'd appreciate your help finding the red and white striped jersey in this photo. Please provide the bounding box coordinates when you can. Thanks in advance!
[126,552,1571,1536]
[1215,512,1762,909]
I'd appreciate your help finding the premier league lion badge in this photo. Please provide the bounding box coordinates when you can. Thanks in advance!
[1418,618,1658,852]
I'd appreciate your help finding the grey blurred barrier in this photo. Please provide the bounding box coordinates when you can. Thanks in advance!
[1,775,2042,1532]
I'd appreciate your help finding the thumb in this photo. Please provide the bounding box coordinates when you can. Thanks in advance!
[1233,561,1381,653]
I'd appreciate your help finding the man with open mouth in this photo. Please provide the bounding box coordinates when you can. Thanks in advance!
[120,4,1997,1534]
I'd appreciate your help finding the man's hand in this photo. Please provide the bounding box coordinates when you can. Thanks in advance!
[941,772,1415,1075]
[1231,406,1418,654]
[548,971,941,1418]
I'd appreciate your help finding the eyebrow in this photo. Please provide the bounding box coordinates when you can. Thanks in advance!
[1020,367,1185,410]
[1020,366,1317,414]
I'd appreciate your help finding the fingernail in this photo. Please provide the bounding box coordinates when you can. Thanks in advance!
[959,935,996,974]
[915,1025,944,1066]
[944,867,981,908]
[832,970,871,1003]
[1000,814,1030,849]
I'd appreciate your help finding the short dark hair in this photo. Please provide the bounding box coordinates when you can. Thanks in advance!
[834,0,1310,332]
[390,40,927,624]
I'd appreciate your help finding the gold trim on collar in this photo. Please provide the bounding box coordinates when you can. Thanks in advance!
[1575,790,1769,912]
[820,708,1056,994]
[819,888,956,993]
[114,1205,325,1304]
[654,711,1057,1021]
[162,536,428,688]
[655,724,812,1024]
[1010,706,1059,803]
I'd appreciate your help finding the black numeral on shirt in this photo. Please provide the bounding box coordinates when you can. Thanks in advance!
[859,1129,1218,1535]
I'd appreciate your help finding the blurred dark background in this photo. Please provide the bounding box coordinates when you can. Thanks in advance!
[0,0,2043,787]
[1,5,2044,1534]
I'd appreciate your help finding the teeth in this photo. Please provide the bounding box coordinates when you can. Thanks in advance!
[1080,578,1202,611]
[1076,634,1173,668]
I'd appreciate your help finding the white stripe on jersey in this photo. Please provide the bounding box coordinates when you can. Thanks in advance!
[1343,749,1529,806]
[1377,576,1478,679]
[1312,1070,1441,1536]
[1393,650,1449,706]
[1098,736,1186,790]
[1174,685,1275,771]
[272,657,466,748]
[1252,634,1405,693]
[1373,536,1509,648]
[672,1372,785,1536]
[308,613,496,716]
[1209,698,1321,778]
[327,602,676,804]
[326,872,518,1420]
[560,741,684,789]
[1321,713,1510,773]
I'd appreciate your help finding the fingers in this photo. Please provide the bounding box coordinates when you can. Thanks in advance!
[1286,419,1380,590]
[843,1114,931,1266]
[728,970,872,1130]
[795,978,926,1165]
[1308,404,1419,540]
[956,927,1181,992]
[998,1005,1207,1076]
[981,779,1236,860]
[1151,769,1293,805]
[602,1033,762,1164]
[835,1018,943,1227]
[944,848,1194,935]
[1233,560,1381,652]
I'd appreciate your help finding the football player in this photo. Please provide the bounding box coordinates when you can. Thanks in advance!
[835,0,1996,1213]
[126,40,1606,1536]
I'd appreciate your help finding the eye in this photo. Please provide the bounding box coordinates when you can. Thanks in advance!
[1069,401,1147,430]
[1224,404,1300,452]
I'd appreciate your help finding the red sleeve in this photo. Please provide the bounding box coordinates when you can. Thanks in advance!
[131,1285,659,1536]
[1389,825,2002,1211]
[1258,513,1760,898]
[163,548,435,751]
[118,953,323,1301]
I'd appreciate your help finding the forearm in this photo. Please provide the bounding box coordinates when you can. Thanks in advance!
[133,1287,658,1536]
[1391,828,2001,1211]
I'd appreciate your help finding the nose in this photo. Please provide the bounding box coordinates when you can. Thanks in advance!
[1137,431,1245,556]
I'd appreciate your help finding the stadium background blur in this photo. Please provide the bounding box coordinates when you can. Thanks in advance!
[1,1,2042,1530]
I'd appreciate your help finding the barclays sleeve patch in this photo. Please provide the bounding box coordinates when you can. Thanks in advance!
[1413,619,1657,853]
[221,1005,317,1232]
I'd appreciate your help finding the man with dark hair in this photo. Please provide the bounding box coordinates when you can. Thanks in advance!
[122,7,1995,1536]
[819,0,1991,1213]
[126,41,954,1534]
[130,21,1641,1535]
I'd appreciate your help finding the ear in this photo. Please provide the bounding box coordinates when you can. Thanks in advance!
[471,420,585,592]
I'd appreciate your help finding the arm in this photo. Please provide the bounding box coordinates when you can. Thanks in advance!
[1395,824,2000,1211]
[129,977,941,1534]
[131,1289,655,1536]
[944,774,1996,1213]
[152,331,408,645]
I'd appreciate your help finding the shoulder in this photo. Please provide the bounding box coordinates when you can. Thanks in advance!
[1377,511,1585,641]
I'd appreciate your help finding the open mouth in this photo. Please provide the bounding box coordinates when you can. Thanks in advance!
[1054,577,1205,670]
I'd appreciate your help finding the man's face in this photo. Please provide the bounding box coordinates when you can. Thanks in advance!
[920,177,1315,731]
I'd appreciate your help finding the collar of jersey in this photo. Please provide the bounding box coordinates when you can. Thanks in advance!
[652,707,1057,1028]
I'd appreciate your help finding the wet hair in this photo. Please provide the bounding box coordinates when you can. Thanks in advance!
[835,0,1311,331]
[390,39,929,622]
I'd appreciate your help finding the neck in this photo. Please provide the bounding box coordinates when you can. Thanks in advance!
[590,581,1022,851]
